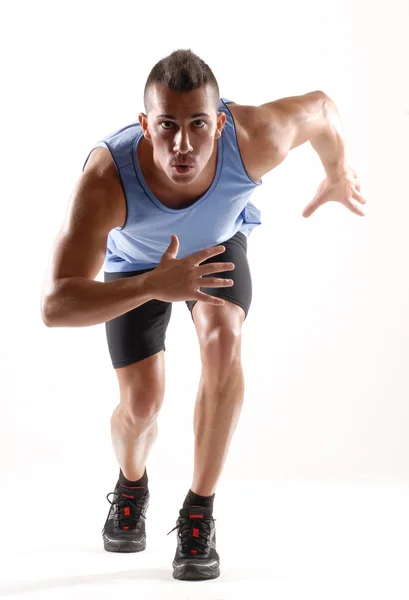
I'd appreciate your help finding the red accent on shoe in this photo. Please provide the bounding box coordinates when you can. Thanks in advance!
[189,514,203,519]
[190,549,197,554]
[123,526,129,530]
[124,507,130,516]
[193,527,199,537]
[121,493,135,499]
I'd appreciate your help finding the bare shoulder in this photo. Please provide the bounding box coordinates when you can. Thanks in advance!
[226,92,327,180]
[83,146,127,227]
[84,146,116,175]
[43,147,126,291]
[225,102,273,182]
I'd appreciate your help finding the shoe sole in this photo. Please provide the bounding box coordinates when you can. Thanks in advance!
[103,533,146,553]
[172,560,220,581]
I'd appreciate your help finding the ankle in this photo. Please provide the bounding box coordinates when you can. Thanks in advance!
[119,467,148,488]
[183,488,215,512]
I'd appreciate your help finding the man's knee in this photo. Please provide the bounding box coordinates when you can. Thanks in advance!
[200,327,242,366]
[194,301,245,335]
[194,304,243,368]
[115,351,165,423]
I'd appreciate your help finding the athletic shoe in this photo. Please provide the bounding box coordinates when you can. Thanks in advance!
[167,505,220,580]
[102,480,149,553]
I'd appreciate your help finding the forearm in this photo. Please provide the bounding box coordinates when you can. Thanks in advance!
[42,273,154,327]
[310,96,348,181]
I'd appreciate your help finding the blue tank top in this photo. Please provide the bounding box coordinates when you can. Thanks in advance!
[82,98,263,272]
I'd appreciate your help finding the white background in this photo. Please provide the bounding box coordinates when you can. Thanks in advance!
[0,0,409,595]
[1,0,408,485]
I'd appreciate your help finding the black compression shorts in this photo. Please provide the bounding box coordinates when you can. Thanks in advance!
[104,231,252,369]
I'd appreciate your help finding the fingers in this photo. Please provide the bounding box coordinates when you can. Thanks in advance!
[198,277,234,288]
[352,187,366,204]
[191,275,234,305]
[347,195,366,215]
[349,170,366,204]
[302,201,318,218]
[189,245,226,265]
[197,262,235,276]
[194,291,226,306]
[349,203,366,216]
[351,171,364,195]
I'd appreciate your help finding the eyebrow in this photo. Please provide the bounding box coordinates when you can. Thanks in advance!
[156,112,210,120]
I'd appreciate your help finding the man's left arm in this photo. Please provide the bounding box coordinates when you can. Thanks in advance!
[309,94,348,182]
[254,91,367,216]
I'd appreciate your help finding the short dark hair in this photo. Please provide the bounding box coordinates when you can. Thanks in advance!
[143,49,220,116]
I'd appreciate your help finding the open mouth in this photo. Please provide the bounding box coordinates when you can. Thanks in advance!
[173,165,193,174]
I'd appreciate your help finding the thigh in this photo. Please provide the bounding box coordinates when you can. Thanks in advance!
[104,268,172,369]
[185,231,252,321]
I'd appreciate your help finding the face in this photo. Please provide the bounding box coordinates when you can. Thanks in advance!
[138,84,226,186]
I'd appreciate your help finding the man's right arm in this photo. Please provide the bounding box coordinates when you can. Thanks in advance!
[41,149,154,327]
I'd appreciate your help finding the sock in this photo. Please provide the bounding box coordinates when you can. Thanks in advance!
[183,489,215,513]
[118,467,148,491]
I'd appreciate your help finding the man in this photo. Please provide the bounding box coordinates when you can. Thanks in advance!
[41,49,366,581]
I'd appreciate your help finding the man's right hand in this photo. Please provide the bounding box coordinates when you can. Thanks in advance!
[146,235,235,305]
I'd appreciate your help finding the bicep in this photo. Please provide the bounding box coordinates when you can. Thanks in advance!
[255,90,328,169]
[42,170,123,296]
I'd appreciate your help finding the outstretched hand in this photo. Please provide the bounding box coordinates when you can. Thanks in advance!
[302,166,367,218]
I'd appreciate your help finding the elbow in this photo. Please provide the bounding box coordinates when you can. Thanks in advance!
[41,293,60,327]
[315,90,329,100]
[312,91,332,121]
[41,302,55,327]
[42,315,55,328]
[317,91,333,112]
[41,277,65,327]
[309,90,330,110]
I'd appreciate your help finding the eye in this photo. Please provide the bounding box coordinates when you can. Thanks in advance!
[160,120,206,130]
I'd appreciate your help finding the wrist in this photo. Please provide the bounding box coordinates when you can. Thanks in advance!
[140,269,158,301]
[325,163,349,182]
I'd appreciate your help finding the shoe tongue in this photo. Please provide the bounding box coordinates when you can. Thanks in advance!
[180,505,212,519]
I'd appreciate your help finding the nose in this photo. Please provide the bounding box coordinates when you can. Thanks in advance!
[173,129,193,155]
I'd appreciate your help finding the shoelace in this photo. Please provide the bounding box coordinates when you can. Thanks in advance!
[106,490,147,530]
[167,516,216,555]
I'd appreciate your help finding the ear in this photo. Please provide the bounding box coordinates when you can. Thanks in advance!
[215,111,227,138]
[138,113,151,140]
